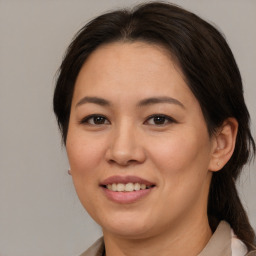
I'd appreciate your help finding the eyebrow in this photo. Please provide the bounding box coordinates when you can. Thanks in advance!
[76,96,111,108]
[137,97,185,108]
[75,96,185,109]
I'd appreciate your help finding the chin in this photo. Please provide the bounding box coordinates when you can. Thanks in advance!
[99,213,155,239]
[104,225,153,239]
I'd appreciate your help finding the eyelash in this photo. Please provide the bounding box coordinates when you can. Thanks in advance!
[144,114,176,126]
[79,114,176,126]
[79,114,110,125]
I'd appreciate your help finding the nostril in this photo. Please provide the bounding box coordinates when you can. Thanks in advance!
[105,142,146,166]
[107,158,137,166]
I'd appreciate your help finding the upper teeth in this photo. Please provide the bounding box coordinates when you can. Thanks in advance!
[106,183,151,192]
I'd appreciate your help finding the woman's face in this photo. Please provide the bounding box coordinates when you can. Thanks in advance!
[66,42,217,239]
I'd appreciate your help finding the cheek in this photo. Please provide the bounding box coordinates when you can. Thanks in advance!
[66,132,107,180]
[148,134,194,170]
[147,132,212,216]
[147,129,212,180]
[66,134,108,214]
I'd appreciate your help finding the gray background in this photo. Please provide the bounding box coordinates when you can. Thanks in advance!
[0,0,255,255]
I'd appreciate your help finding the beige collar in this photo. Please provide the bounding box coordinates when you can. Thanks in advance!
[198,221,231,256]
[80,221,253,256]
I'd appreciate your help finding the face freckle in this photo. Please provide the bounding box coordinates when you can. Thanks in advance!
[66,41,215,239]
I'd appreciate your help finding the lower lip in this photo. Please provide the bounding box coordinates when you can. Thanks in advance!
[101,187,154,204]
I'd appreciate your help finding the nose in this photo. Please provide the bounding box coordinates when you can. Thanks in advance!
[105,124,146,166]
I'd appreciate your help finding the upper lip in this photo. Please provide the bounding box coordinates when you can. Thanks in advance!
[100,175,155,186]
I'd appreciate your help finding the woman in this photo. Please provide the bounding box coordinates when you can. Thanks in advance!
[53,2,256,256]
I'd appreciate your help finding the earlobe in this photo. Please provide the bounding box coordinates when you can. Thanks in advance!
[209,118,238,172]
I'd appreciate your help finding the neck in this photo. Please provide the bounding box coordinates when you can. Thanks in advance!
[103,216,212,256]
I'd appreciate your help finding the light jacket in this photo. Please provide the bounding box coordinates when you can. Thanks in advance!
[79,221,256,256]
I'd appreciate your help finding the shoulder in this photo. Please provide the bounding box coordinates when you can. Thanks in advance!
[246,250,256,256]
[79,237,104,256]
[199,221,254,256]
[230,225,256,256]
[79,226,256,256]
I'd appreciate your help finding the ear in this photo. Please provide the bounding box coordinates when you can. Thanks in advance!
[208,118,238,172]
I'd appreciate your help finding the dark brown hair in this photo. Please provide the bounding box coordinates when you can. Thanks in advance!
[53,1,256,249]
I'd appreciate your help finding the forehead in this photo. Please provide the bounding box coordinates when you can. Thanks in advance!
[72,41,196,107]
[83,41,177,75]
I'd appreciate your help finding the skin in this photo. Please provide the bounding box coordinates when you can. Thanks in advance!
[66,42,238,256]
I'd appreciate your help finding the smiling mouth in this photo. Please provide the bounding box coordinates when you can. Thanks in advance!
[102,183,155,192]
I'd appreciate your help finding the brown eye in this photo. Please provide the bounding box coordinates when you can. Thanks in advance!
[145,114,176,126]
[152,116,167,125]
[92,116,106,124]
[81,115,110,125]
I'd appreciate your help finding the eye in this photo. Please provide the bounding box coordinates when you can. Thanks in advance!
[80,115,110,125]
[145,114,176,126]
